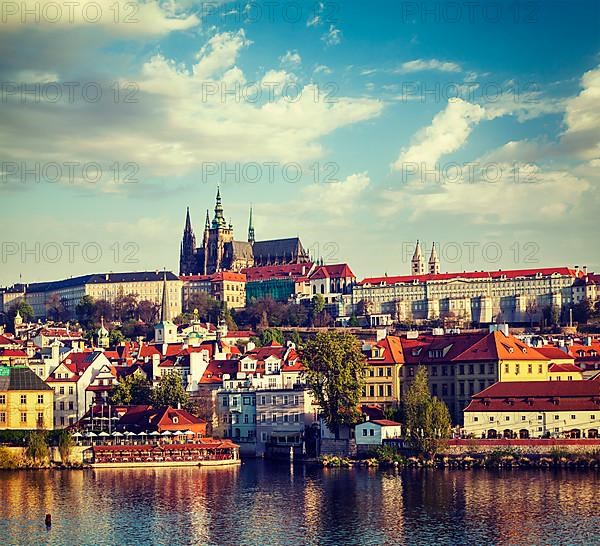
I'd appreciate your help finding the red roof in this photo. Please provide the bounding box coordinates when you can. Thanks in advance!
[0,349,28,357]
[370,419,402,427]
[242,263,314,282]
[200,359,239,384]
[367,336,405,365]
[465,379,600,412]
[453,331,548,362]
[181,271,245,282]
[548,363,583,373]
[536,346,573,360]
[0,334,21,346]
[309,263,355,280]
[359,266,578,286]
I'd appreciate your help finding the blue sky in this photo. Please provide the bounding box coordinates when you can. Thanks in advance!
[1,0,599,284]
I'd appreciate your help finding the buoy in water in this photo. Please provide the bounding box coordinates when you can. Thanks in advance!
[45,514,51,527]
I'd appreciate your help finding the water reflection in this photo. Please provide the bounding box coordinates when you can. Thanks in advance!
[0,463,598,545]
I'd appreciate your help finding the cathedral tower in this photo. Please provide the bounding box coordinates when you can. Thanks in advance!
[248,206,255,245]
[179,207,197,275]
[411,240,426,276]
[428,242,440,275]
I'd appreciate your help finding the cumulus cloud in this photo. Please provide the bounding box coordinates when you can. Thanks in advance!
[301,172,370,216]
[279,50,302,68]
[391,98,485,171]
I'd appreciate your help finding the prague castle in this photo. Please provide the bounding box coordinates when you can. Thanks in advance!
[179,188,310,276]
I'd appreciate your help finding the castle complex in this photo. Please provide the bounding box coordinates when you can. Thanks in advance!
[179,188,310,276]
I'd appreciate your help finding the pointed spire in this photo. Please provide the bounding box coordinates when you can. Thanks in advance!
[248,205,255,244]
[411,240,425,275]
[185,206,192,231]
[428,242,440,275]
[212,186,226,228]
[205,209,210,229]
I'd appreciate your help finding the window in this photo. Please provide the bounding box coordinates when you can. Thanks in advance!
[571,415,576,420]
[521,416,526,421]
[362,429,367,436]
[68,401,73,410]
[386,385,392,397]
[283,395,289,405]
[528,364,532,374]
[272,396,277,405]
[262,432,268,442]
[20,394,27,405]
[489,417,494,422]
[0,412,5,423]
[222,397,228,407]
[459,365,465,375]
[538,415,543,420]
[554,415,559,420]
[591,415,596,420]
[431,367,438,377]
[294,414,299,423]
[21,412,27,424]
[459,382,465,395]
[261,414,266,423]
[504,363,509,374]
[479,364,485,375]
[432,384,438,396]
[243,397,251,405]
[505,416,510,421]
[173,416,179,424]
[60,416,65,426]
[515,364,520,375]
[59,386,64,395]
[37,412,44,425]
[294,395,299,405]
[232,398,238,407]
[272,413,277,423]
[244,414,249,424]
[473,416,479,422]
[538,364,543,374]
[37,395,44,404]
[59,401,64,411]
[468,365,474,375]
[369,429,374,436]
[0,394,5,405]
[283,414,289,423]
[369,386,374,397]
[378,368,384,377]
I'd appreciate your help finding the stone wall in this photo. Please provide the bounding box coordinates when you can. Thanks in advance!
[320,439,357,457]
[443,439,600,455]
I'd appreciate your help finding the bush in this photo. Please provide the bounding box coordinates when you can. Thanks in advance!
[0,447,23,469]
[371,444,405,464]
[26,431,49,464]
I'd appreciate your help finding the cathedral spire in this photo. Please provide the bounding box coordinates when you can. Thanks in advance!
[205,209,210,230]
[248,205,255,244]
[411,240,425,276]
[185,206,192,231]
[428,242,440,275]
[212,186,227,228]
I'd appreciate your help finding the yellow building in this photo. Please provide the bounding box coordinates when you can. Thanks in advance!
[360,336,404,409]
[181,271,247,310]
[0,366,54,430]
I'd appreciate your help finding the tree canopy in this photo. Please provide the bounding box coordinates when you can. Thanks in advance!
[151,370,191,410]
[403,366,452,459]
[302,331,366,438]
[110,373,152,406]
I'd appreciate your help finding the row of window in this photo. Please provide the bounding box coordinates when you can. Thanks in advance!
[0,411,44,424]
[55,401,74,411]
[362,384,393,398]
[473,414,597,423]
[223,413,302,424]
[55,385,75,395]
[222,395,300,407]
[0,394,46,405]
[367,367,393,377]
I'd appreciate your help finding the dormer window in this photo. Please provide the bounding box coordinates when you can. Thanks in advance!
[172,416,178,424]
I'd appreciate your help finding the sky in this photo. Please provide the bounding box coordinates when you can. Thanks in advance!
[1,0,599,285]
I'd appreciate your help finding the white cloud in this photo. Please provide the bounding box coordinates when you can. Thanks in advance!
[301,172,370,216]
[396,59,462,73]
[321,25,342,46]
[279,50,302,68]
[1,0,199,35]
[391,98,485,171]
[559,65,600,160]
[313,65,332,75]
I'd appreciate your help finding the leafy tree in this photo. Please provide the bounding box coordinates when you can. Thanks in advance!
[57,430,74,464]
[109,329,125,347]
[285,330,303,348]
[93,299,114,322]
[302,331,366,439]
[184,292,222,322]
[543,305,561,327]
[110,373,152,405]
[76,295,96,328]
[26,431,49,464]
[525,300,539,327]
[260,328,284,345]
[113,293,138,322]
[152,370,190,410]
[348,314,360,327]
[403,367,452,459]
[221,304,237,331]
[8,299,34,327]
[46,294,66,321]
[573,299,593,324]
[137,299,160,323]
[122,319,153,341]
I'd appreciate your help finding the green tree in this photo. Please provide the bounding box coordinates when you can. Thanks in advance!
[285,330,303,348]
[8,299,34,327]
[152,370,190,410]
[76,295,96,328]
[302,331,366,439]
[57,430,74,464]
[110,373,152,405]
[26,430,49,464]
[260,327,284,345]
[573,299,593,324]
[348,314,360,327]
[137,300,160,323]
[109,329,125,347]
[403,367,452,459]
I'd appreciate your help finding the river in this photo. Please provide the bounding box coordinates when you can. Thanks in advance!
[1,461,598,545]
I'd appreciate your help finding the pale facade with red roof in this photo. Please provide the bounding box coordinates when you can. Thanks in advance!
[464,379,600,439]
[353,266,587,325]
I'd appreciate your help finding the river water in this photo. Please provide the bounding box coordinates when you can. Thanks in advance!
[1,461,598,545]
